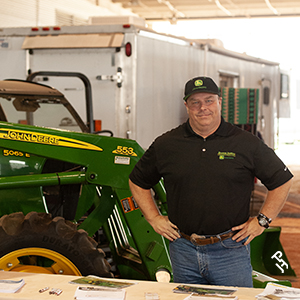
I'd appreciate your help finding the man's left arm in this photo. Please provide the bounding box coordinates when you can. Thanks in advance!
[232,178,293,245]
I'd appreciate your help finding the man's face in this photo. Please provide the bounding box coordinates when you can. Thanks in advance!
[184,92,222,135]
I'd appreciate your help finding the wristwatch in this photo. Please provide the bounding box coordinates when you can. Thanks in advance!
[257,213,272,228]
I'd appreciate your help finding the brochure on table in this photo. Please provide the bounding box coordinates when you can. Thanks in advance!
[173,284,237,297]
[70,275,135,289]
[0,279,25,293]
[256,282,300,300]
[74,286,126,300]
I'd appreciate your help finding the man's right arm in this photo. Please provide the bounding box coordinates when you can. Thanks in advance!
[129,179,180,241]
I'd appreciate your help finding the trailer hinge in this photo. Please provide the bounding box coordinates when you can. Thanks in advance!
[96,67,123,88]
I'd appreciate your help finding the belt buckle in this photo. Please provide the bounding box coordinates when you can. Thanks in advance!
[191,233,206,246]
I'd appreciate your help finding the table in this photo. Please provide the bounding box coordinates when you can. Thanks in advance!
[0,271,264,300]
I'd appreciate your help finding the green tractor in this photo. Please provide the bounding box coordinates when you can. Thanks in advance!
[0,73,295,287]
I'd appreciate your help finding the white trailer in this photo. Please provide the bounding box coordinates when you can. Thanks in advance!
[0,17,289,149]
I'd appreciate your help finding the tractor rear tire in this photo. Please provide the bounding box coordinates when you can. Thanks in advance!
[0,211,112,277]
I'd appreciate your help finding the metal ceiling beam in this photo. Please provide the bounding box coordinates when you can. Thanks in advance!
[145,13,300,21]
[111,0,300,21]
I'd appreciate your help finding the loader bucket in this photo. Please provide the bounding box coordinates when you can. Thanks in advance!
[251,227,296,282]
[252,271,292,288]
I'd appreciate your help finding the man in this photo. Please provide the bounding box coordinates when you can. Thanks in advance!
[129,76,293,287]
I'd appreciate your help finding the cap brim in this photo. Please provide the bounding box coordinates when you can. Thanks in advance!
[183,90,219,101]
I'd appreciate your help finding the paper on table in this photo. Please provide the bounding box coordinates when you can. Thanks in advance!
[74,286,126,300]
[256,282,300,299]
[173,285,237,297]
[0,279,25,293]
[184,294,238,300]
[70,275,135,289]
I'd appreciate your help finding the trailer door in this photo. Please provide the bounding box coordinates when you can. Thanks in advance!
[22,33,124,136]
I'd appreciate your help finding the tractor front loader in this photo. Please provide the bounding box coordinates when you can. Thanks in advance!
[0,78,295,287]
[0,79,171,281]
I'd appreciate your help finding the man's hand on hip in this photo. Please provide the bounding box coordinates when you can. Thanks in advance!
[149,215,180,241]
[231,217,265,245]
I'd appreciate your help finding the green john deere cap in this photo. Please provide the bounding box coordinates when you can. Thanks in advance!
[183,76,220,100]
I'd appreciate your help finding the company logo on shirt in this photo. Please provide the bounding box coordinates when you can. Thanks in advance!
[218,151,236,160]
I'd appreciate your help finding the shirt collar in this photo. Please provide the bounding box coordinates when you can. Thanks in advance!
[183,117,230,138]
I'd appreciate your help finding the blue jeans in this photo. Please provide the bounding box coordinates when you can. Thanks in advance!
[169,231,253,287]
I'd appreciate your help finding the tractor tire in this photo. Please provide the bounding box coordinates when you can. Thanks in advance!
[0,211,113,277]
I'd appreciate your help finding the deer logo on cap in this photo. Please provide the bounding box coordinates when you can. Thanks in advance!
[195,79,203,86]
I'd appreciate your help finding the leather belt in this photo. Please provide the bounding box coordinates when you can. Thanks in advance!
[180,231,234,246]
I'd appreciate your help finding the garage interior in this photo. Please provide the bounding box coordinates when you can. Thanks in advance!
[0,0,299,290]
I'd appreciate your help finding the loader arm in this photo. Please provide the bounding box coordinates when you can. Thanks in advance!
[0,121,172,281]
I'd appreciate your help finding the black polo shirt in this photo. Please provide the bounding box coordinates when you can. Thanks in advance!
[129,118,293,235]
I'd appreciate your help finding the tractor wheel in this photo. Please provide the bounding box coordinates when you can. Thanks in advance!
[0,212,112,277]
